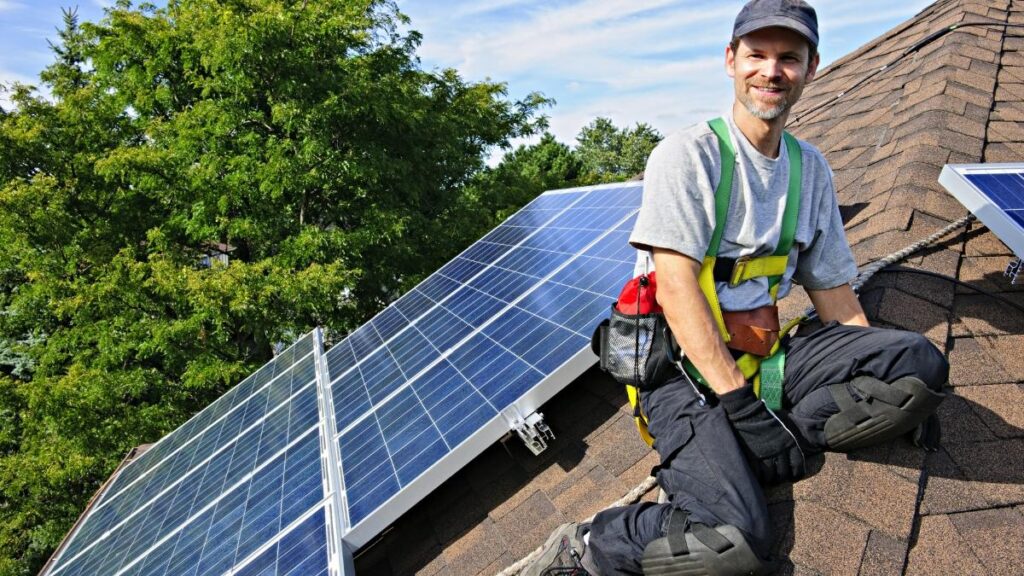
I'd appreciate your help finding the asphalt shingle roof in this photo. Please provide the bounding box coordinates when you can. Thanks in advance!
[356,1,1024,573]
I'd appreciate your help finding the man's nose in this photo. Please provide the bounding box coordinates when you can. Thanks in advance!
[761,59,783,80]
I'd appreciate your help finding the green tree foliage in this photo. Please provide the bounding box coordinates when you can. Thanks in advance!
[0,2,548,573]
[576,117,662,183]
[463,132,582,231]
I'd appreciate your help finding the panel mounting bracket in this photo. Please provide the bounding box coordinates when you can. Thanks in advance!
[501,406,555,455]
[1006,257,1022,285]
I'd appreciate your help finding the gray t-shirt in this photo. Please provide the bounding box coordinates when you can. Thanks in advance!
[630,114,857,311]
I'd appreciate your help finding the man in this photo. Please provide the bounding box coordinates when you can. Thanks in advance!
[524,1,949,575]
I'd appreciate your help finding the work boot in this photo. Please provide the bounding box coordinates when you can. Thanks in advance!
[521,521,598,576]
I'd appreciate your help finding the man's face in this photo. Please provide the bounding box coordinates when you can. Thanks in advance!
[726,27,819,121]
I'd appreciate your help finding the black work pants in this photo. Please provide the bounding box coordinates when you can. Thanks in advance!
[587,322,949,575]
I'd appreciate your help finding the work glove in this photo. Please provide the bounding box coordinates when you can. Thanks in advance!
[719,385,806,485]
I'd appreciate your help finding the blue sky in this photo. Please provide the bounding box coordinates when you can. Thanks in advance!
[2,0,933,146]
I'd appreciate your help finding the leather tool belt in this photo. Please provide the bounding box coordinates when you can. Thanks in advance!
[723,305,780,357]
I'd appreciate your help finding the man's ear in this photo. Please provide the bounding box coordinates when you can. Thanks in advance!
[726,44,736,79]
[806,51,820,82]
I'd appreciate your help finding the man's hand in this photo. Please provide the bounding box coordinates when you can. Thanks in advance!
[652,248,746,395]
[720,385,806,485]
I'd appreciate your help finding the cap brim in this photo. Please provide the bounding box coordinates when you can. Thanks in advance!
[734,15,818,48]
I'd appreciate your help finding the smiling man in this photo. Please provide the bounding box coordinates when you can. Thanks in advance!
[523,1,949,575]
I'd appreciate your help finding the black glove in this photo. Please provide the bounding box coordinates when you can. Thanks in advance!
[719,385,806,485]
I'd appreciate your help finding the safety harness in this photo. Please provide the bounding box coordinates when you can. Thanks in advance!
[628,117,806,446]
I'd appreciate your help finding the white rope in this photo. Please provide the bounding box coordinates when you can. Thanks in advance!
[494,476,659,576]
[495,213,975,576]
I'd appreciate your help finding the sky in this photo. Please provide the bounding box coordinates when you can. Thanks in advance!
[1,0,934,147]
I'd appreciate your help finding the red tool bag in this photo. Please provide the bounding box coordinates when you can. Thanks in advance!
[591,272,676,390]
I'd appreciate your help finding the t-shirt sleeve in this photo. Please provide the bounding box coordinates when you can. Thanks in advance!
[629,132,718,263]
[792,153,858,290]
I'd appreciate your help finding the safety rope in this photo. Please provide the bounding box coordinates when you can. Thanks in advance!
[494,213,976,576]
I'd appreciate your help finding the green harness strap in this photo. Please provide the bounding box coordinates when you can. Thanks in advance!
[688,117,803,410]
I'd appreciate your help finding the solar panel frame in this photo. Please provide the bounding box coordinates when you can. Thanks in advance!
[939,163,1024,258]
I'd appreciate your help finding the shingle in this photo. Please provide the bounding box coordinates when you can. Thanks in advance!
[964,228,1013,257]
[858,530,909,576]
[550,463,625,523]
[949,336,1017,385]
[875,288,951,345]
[584,412,650,478]
[493,490,565,561]
[958,256,1024,294]
[987,120,1024,143]
[786,501,871,576]
[946,438,1024,506]
[936,390,998,444]
[984,140,1024,161]
[920,448,993,515]
[439,518,506,576]
[954,383,1024,439]
[952,292,1024,336]
[905,514,987,575]
[948,507,1024,575]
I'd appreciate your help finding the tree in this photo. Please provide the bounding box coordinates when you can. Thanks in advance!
[463,133,582,231]
[576,117,662,183]
[0,2,548,573]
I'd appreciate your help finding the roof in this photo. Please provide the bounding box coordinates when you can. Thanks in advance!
[354,0,1024,574]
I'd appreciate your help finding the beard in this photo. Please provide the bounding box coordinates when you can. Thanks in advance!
[738,83,793,120]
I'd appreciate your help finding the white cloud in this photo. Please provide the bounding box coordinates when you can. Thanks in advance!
[406,0,942,154]
[0,1,24,12]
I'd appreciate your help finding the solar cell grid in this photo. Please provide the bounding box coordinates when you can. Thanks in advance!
[965,173,1024,228]
[232,506,329,576]
[93,334,315,510]
[48,351,320,576]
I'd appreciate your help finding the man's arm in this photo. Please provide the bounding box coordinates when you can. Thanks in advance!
[652,247,746,395]
[807,283,869,327]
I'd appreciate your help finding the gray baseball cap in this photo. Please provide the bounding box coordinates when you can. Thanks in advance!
[733,0,819,48]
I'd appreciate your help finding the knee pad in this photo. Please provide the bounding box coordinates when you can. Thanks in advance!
[824,375,945,452]
[641,511,769,576]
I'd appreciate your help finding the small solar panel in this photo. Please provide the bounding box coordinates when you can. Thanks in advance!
[44,181,645,575]
[939,163,1024,258]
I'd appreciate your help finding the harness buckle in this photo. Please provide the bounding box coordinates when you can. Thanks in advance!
[729,255,753,286]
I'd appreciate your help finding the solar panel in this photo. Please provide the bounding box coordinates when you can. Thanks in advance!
[939,163,1024,258]
[44,181,645,575]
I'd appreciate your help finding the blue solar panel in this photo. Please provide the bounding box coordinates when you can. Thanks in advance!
[46,182,646,574]
[964,173,1024,228]
[233,507,330,576]
[44,335,326,576]
[940,164,1024,258]
[326,183,644,539]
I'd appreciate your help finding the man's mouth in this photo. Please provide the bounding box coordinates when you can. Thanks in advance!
[751,85,787,97]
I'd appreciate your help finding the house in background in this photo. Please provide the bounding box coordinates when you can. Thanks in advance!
[353,0,1024,573]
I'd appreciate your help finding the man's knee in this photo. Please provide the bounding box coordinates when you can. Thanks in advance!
[823,374,945,451]
[895,331,949,390]
[641,510,771,576]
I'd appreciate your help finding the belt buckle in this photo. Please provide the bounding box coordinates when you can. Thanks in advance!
[730,255,752,286]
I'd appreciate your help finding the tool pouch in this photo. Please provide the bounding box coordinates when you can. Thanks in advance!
[591,273,677,390]
[592,308,676,390]
[723,305,780,357]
